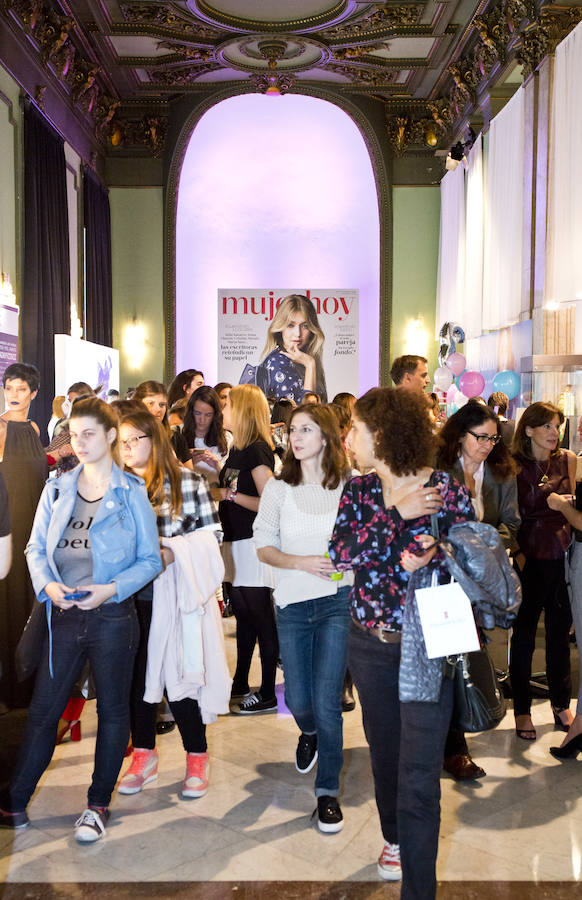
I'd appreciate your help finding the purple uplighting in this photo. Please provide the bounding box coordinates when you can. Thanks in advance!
[175,93,380,390]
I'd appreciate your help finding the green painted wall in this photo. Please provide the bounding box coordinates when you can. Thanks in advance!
[110,187,165,391]
[0,65,20,301]
[391,185,440,380]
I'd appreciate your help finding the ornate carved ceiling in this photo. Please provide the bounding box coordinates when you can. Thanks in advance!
[1,0,582,157]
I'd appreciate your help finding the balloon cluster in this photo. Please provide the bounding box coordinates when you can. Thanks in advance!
[433,322,521,412]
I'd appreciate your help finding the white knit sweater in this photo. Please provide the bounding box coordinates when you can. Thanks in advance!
[253,477,353,608]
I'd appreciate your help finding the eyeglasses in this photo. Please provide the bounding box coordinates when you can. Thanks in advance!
[121,435,149,450]
[467,431,500,445]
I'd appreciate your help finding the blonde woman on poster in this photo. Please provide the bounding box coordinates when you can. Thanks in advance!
[241,295,328,403]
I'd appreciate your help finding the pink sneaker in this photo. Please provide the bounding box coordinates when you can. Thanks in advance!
[118,748,158,795]
[182,752,209,798]
[378,841,402,881]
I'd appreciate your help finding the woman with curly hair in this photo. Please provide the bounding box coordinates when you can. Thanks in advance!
[254,295,327,403]
[436,400,520,780]
[328,387,473,898]
[254,404,353,832]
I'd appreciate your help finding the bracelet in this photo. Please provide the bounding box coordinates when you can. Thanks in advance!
[228,489,237,502]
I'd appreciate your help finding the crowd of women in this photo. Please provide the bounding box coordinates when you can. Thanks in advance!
[0,337,581,900]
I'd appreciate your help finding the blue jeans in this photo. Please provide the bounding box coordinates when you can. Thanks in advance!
[275,587,351,797]
[10,600,139,810]
[348,621,454,900]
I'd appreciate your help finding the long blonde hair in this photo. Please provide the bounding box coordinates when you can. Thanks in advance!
[260,294,327,400]
[229,384,274,451]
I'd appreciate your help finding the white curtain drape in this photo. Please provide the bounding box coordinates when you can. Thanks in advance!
[435,163,465,336]
[482,87,525,331]
[545,20,582,305]
[463,135,484,338]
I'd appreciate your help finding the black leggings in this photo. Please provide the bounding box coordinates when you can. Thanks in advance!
[229,586,278,700]
[509,557,572,716]
[130,589,206,753]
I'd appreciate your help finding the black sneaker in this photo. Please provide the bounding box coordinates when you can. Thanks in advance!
[0,807,30,830]
[233,692,277,715]
[296,733,318,774]
[315,795,343,833]
[74,807,110,843]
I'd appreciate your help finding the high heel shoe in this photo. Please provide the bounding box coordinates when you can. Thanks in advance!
[549,733,582,759]
[552,708,572,732]
[56,719,81,744]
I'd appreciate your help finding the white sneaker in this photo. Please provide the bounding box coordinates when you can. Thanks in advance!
[377,841,402,881]
[74,808,109,843]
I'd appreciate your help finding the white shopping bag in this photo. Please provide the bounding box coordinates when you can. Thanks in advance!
[415,574,480,659]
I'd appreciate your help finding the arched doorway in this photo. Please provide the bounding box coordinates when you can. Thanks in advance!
[174,92,382,393]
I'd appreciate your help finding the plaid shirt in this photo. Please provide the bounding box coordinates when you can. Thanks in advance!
[157,468,222,540]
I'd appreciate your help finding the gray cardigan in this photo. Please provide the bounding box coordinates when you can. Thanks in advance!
[444,459,521,551]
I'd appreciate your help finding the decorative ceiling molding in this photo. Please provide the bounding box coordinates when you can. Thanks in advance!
[3,0,582,158]
[190,0,356,34]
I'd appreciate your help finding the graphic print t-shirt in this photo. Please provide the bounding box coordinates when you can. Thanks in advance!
[53,492,101,588]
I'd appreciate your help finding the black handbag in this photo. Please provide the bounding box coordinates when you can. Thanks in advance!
[451,646,506,733]
[15,599,47,682]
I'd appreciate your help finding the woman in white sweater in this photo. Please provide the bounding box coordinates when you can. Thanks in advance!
[253,404,353,834]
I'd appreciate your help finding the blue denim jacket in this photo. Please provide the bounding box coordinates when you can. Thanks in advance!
[26,463,162,674]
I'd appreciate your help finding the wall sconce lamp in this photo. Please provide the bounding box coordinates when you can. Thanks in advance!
[123,318,147,370]
[404,315,429,357]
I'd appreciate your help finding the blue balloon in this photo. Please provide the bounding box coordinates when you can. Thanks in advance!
[492,370,521,400]
[454,371,466,389]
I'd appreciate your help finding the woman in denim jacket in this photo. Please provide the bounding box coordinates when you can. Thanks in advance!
[0,398,161,843]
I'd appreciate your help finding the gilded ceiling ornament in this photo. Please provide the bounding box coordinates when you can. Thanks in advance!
[426,99,454,137]
[4,0,45,32]
[113,115,168,156]
[94,96,121,141]
[156,42,215,61]
[323,4,422,38]
[119,3,220,38]
[34,83,46,110]
[38,15,75,64]
[333,44,386,60]
[326,62,397,85]
[150,64,221,84]
[517,6,582,77]
[249,72,295,94]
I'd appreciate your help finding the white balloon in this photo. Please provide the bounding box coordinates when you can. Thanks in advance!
[433,366,453,391]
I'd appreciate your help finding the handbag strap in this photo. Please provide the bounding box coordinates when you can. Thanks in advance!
[430,512,440,541]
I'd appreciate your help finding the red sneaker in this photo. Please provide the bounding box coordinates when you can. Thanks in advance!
[378,841,402,881]
[182,752,209,798]
[118,748,158,795]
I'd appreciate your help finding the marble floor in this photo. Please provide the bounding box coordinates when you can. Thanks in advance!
[2,618,582,895]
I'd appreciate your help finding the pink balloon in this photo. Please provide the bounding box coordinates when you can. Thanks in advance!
[446,352,466,376]
[446,385,457,403]
[458,370,485,398]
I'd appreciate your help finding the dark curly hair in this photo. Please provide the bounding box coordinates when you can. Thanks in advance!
[354,387,435,476]
[437,400,516,481]
[279,404,350,490]
[511,401,564,464]
[183,385,227,455]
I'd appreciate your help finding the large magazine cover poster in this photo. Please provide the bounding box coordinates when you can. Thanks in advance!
[218,289,359,403]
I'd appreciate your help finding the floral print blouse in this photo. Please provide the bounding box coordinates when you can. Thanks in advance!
[256,348,327,403]
[328,470,474,631]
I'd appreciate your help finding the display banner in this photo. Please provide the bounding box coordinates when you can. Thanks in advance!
[0,302,19,384]
[54,334,119,399]
[218,289,359,403]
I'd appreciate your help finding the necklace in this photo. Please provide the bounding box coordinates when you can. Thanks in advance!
[537,458,551,487]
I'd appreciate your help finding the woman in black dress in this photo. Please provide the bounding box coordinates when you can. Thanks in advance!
[0,363,48,709]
